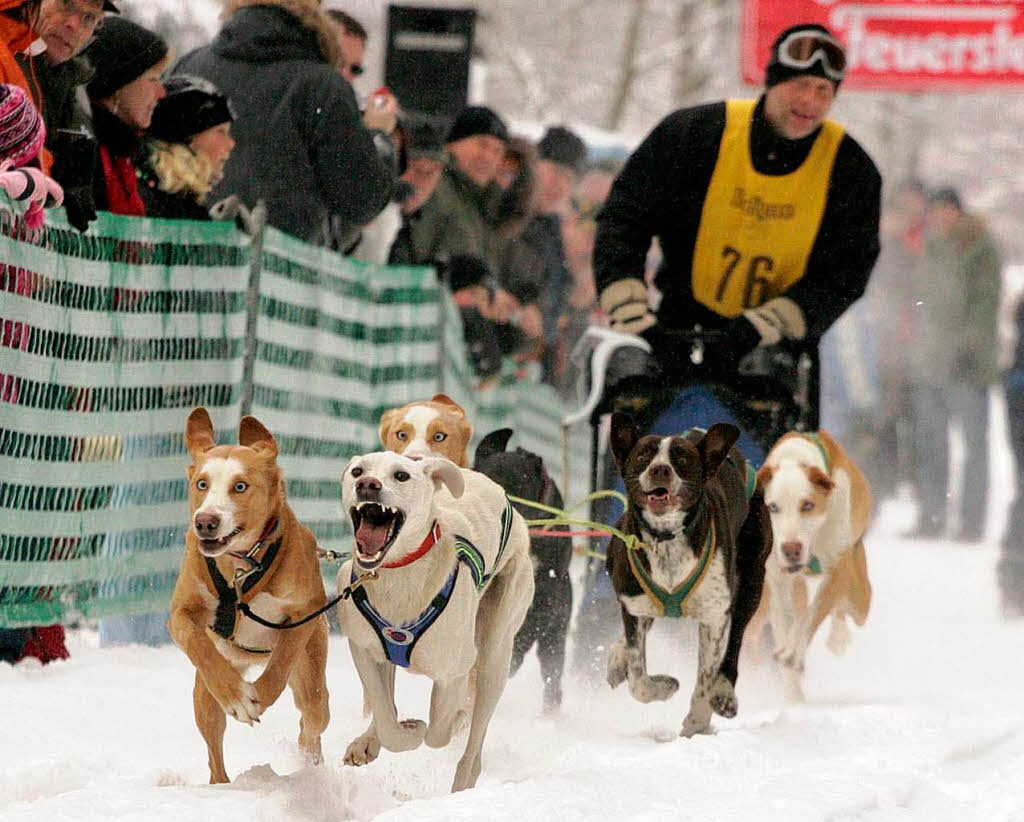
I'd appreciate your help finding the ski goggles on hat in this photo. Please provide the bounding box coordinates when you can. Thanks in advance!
[775,29,847,82]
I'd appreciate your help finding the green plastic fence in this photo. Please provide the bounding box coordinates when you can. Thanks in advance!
[0,204,589,628]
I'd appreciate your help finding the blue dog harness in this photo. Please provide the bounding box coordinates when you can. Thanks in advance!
[350,499,514,668]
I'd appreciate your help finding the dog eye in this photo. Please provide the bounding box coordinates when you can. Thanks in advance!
[800,500,815,512]
[767,502,780,513]
[350,466,363,478]
[196,479,208,491]
[234,481,248,493]
[433,432,447,442]
[396,431,408,440]
[394,470,410,482]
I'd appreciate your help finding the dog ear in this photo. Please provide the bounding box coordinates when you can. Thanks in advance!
[431,393,467,417]
[807,466,835,493]
[756,464,775,490]
[185,407,216,457]
[455,417,474,466]
[378,407,402,447]
[697,423,740,479]
[474,428,514,467]
[238,416,279,458]
[610,413,640,470]
[423,457,465,499]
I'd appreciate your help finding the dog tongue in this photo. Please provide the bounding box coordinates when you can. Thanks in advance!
[356,520,390,554]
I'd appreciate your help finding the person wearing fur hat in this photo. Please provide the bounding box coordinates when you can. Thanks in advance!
[83,15,167,215]
[594,23,881,445]
[174,0,394,245]
[138,75,236,221]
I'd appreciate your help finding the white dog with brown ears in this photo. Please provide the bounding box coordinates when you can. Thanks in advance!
[336,451,533,792]
[755,430,873,701]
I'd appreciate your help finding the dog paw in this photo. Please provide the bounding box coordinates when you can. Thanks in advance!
[215,678,261,725]
[343,732,382,766]
[772,643,805,672]
[709,675,738,718]
[607,640,628,689]
[629,674,679,703]
[826,615,851,655]
[380,718,426,753]
[679,710,713,738]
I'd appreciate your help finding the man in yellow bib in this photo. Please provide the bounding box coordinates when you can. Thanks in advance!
[594,24,881,450]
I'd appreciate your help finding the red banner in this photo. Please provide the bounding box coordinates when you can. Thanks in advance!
[742,0,1024,89]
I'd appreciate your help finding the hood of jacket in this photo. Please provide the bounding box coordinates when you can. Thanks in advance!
[0,1,37,54]
[217,0,344,70]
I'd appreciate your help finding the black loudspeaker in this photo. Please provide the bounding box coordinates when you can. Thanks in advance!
[385,5,476,132]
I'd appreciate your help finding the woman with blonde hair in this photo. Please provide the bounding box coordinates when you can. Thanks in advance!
[140,74,236,220]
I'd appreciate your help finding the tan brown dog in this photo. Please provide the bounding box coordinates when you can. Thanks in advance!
[379,393,473,467]
[169,407,330,784]
[753,430,873,701]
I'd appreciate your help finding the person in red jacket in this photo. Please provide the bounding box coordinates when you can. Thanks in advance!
[0,0,54,172]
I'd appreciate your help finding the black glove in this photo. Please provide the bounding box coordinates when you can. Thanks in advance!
[61,186,97,233]
[50,129,99,233]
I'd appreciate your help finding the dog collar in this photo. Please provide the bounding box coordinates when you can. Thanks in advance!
[381,521,442,569]
[227,516,280,568]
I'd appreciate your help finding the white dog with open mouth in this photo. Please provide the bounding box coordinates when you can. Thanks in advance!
[337,451,533,792]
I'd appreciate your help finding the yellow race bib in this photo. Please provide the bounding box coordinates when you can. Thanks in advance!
[690,99,843,318]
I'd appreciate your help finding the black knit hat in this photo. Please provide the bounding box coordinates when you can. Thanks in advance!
[765,23,844,91]
[446,106,508,144]
[84,16,168,101]
[148,75,234,144]
[537,125,587,173]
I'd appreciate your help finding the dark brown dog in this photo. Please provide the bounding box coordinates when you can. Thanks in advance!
[605,413,771,737]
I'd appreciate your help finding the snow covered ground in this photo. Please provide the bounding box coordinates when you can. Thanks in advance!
[3,402,1023,821]
[4,502,1023,821]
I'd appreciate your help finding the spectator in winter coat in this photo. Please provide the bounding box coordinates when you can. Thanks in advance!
[904,187,1002,540]
[139,75,236,221]
[0,80,67,666]
[520,125,588,382]
[0,82,63,227]
[0,0,51,171]
[175,0,395,246]
[83,15,167,216]
[19,0,119,231]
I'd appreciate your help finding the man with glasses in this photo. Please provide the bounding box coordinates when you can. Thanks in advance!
[594,23,881,449]
[16,0,116,230]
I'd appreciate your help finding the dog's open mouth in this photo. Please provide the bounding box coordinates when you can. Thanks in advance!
[350,502,405,569]
[644,487,677,514]
[197,526,244,556]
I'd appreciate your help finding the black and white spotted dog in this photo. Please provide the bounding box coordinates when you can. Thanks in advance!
[605,413,771,737]
[474,428,572,713]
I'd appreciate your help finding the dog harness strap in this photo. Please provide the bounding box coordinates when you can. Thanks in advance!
[204,536,284,640]
[493,497,514,571]
[801,432,831,473]
[627,522,717,618]
[205,558,238,639]
[454,537,485,589]
[350,560,464,668]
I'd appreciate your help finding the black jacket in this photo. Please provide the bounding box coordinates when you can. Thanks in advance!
[175,2,393,244]
[137,150,212,222]
[17,53,93,148]
[594,97,881,342]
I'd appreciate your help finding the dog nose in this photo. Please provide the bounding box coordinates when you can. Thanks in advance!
[781,541,803,564]
[648,463,673,485]
[194,512,220,537]
[356,476,382,499]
